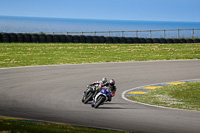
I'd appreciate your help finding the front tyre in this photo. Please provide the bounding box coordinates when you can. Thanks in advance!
[84,92,93,104]
[82,92,86,103]
[94,96,106,108]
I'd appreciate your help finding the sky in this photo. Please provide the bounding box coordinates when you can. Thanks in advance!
[0,0,200,22]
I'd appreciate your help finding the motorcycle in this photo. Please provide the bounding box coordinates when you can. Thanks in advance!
[82,84,98,104]
[91,86,112,108]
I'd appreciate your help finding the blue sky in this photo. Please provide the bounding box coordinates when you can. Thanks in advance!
[0,0,200,22]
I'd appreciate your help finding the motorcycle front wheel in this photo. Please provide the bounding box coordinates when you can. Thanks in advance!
[94,96,106,108]
[84,92,93,104]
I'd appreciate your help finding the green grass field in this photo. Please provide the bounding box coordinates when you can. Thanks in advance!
[0,43,200,68]
[129,82,200,111]
[0,119,136,133]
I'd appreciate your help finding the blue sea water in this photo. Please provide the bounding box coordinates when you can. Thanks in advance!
[0,16,200,38]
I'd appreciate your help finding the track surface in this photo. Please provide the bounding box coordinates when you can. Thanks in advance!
[0,60,200,133]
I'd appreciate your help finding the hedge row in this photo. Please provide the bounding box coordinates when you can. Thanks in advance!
[0,33,200,43]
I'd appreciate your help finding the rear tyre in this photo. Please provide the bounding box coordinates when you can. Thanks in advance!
[72,36,80,43]
[52,35,60,43]
[10,33,17,42]
[0,33,2,42]
[66,35,73,43]
[46,35,53,43]
[60,35,67,43]
[79,35,86,43]
[186,39,193,43]
[179,39,186,43]
[119,37,126,43]
[172,39,180,43]
[105,37,113,43]
[85,36,92,43]
[112,37,120,43]
[99,36,105,43]
[145,38,153,43]
[92,36,100,43]
[16,33,24,43]
[31,34,39,43]
[139,38,146,43]
[166,39,173,43]
[126,37,133,43]
[91,101,95,107]
[193,39,200,43]
[2,33,10,43]
[159,38,167,43]
[39,34,46,43]
[24,34,31,42]
[152,38,160,43]
[133,37,140,43]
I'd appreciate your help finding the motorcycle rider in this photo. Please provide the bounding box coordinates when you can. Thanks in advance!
[107,79,117,101]
[91,78,117,101]
[88,77,108,89]
[91,78,117,107]
[88,78,117,100]
[82,78,108,102]
[89,77,109,98]
[83,78,117,103]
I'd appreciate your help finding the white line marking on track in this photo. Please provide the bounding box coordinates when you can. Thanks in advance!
[122,79,200,112]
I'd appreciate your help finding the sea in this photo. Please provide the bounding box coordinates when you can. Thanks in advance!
[0,16,200,38]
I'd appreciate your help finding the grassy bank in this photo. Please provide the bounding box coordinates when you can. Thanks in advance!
[129,82,200,111]
[0,43,200,68]
[0,119,135,133]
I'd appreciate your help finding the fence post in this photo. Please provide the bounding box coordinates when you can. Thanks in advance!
[164,30,166,38]
[150,30,152,38]
[94,31,96,36]
[122,31,124,37]
[192,29,194,38]
[178,29,180,39]
[108,31,110,37]
[136,31,138,37]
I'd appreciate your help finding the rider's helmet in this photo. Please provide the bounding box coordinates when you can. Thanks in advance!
[102,77,107,84]
[109,79,115,86]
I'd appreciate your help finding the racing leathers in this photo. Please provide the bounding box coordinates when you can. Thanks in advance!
[107,84,117,101]
[89,80,109,99]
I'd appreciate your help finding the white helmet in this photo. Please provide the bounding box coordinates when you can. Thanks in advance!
[102,77,107,84]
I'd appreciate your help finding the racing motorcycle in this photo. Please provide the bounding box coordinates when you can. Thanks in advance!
[91,86,112,108]
[82,84,98,104]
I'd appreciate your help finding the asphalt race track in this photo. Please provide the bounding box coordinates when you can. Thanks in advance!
[0,60,200,133]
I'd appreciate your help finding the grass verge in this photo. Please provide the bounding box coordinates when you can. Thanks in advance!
[0,119,136,133]
[0,43,200,68]
[128,82,200,111]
